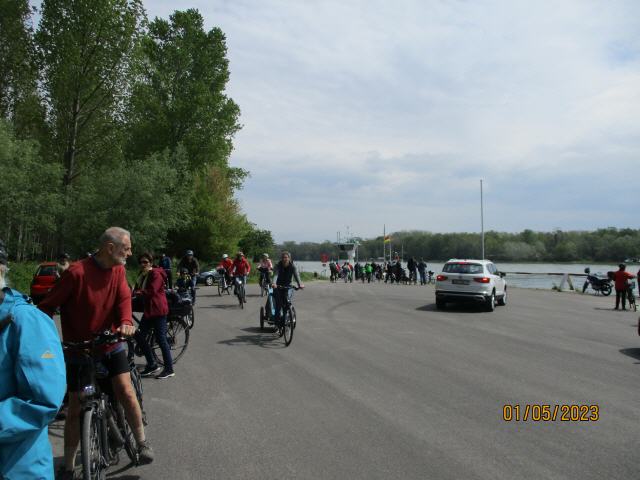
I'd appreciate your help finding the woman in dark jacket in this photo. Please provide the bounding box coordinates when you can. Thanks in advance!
[134,253,174,379]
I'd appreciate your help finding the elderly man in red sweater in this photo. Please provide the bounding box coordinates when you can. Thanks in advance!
[39,227,154,479]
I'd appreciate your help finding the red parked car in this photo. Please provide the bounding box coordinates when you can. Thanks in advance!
[30,262,59,304]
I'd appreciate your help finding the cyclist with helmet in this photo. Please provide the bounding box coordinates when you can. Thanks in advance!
[177,250,199,303]
[271,251,304,325]
[0,239,66,480]
[217,254,234,287]
[258,253,273,287]
[230,252,251,298]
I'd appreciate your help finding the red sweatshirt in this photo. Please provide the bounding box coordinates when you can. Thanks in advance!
[614,270,634,290]
[231,257,251,276]
[38,257,133,344]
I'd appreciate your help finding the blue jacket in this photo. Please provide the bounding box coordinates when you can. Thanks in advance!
[0,288,66,480]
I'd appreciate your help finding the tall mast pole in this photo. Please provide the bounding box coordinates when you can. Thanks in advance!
[481,179,485,260]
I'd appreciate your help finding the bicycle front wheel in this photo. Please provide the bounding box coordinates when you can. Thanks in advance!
[153,317,190,365]
[81,407,106,480]
[283,308,294,346]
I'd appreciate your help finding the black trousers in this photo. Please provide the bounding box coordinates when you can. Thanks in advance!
[615,289,627,309]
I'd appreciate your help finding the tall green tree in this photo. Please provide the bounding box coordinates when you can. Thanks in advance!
[0,0,46,138]
[128,9,246,256]
[0,120,63,260]
[127,9,241,171]
[36,0,144,248]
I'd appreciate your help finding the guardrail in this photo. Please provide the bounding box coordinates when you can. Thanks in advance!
[503,271,592,291]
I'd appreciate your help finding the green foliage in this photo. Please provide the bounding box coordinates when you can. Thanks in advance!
[0,3,268,262]
[5,261,39,294]
[239,226,275,262]
[127,9,242,173]
[279,229,640,263]
[168,166,248,260]
[0,121,63,260]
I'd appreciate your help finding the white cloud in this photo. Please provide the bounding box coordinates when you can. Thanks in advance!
[145,1,640,240]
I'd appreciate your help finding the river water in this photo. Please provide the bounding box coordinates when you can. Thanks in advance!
[294,261,639,290]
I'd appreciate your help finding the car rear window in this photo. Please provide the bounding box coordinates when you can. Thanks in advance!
[442,263,484,274]
[37,265,58,276]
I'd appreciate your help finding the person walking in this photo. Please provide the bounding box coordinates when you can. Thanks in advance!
[0,240,67,480]
[134,253,174,379]
[614,263,635,310]
[417,258,427,285]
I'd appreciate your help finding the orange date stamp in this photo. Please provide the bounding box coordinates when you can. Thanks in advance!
[502,404,599,422]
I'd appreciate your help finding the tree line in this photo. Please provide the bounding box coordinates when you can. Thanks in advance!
[278,228,640,263]
[0,1,274,262]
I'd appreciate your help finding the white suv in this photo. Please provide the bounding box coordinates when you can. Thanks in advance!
[435,259,507,311]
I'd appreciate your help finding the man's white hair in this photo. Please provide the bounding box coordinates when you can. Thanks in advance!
[99,227,131,247]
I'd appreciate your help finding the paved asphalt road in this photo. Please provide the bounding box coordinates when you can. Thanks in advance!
[51,282,640,479]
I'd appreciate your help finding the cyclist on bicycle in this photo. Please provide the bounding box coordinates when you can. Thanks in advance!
[0,240,66,480]
[258,253,273,287]
[217,254,234,287]
[177,249,199,303]
[271,251,304,325]
[39,227,154,479]
[231,252,251,296]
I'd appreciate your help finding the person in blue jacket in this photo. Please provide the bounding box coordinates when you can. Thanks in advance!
[0,240,66,479]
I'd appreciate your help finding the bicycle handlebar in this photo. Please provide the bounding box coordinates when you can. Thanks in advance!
[62,331,125,350]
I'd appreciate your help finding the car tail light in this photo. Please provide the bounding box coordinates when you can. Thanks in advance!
[436,275,448,281]
[474,277,491,283]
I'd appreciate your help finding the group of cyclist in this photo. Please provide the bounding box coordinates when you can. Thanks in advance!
[329,257,433,285]
[1,225,306,479]
[215,251,304,323]
[1,227,154,480]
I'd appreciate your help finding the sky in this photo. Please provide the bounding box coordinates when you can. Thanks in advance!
[53,1,640,241]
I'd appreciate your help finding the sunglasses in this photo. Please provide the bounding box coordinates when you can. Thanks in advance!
[140,260,150,265]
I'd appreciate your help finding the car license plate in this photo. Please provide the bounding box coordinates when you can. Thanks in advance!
[452,279,469,285]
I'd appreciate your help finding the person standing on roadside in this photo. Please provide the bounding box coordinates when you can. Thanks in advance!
[614,263,635,310]
[417,258,428,285]
[178,250,199,303]
[39,227,154,479]
[160,253,172,289]
[0,240,66,480]
[134,253,173,379]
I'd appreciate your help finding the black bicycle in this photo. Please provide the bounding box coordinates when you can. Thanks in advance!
[234,276,247,308]
[627,282,637,312]
[132,313,189,366]
[63,332,142,480]
[274,286,298,346]
[259,269,270,297]
[217,269,232,296]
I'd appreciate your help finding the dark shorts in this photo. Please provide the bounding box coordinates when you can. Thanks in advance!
[65,346,130,392]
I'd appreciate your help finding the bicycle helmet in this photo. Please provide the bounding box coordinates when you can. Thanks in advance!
[262,253,269,258]
[222,254,228,259]
[186,250,194,256]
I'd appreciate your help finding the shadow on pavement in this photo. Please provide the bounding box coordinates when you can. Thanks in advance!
[201,304,239,310]
[619,348,640,364]
[107,462,140,479]
[217,327,285,349]
[416,303,486,314]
